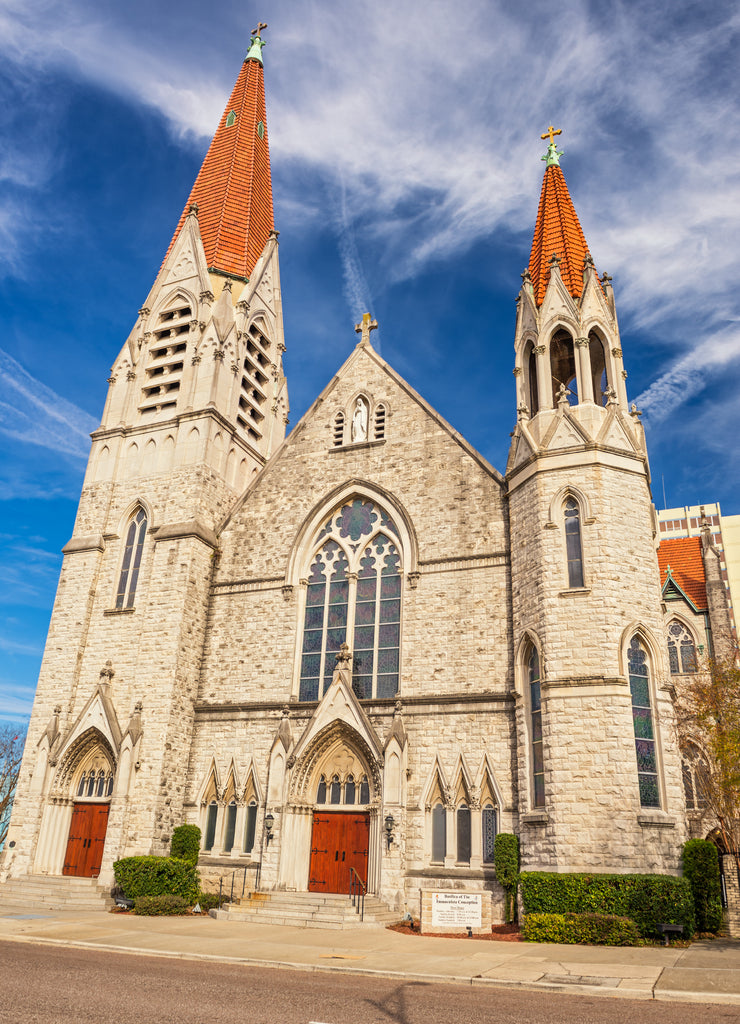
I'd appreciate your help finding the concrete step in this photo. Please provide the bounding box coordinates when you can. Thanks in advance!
[0,875,113,912]
[216,890,402,930]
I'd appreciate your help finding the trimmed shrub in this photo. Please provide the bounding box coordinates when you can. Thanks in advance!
[522,912,640,946]
[493,833,520,923]
[195,891,221,913]
[171,824,202,866]
[113,856,200,903]
[520,871,695,939]
[133,893,189,916]
[682,839,722,933]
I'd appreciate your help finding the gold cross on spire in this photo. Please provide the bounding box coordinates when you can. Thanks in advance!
[540,125,562,146]
[354,312,378,346]
[252,21,267,37]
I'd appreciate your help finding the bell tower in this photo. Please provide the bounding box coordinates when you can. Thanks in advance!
[2,26,289,883]
[506,129,685,874]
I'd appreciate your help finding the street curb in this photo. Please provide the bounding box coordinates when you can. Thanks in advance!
[1,933,734,1004]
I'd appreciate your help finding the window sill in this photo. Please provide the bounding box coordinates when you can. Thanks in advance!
[558,588,591,597]
[104,607,136,616]
[520,811,549,825]
[637,811,676,829]
[407,866,498,880]
[329,439,386,453]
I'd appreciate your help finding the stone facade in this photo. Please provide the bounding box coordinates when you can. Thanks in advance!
[1,77,712,925]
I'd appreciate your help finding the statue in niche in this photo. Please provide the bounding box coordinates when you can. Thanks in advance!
[351,396,368,442]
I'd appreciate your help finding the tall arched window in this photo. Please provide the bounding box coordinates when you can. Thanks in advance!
[244,799,258,853]
[525,341,539,416]
[564,498,584,588]
[204,801,218,851]
[482,804,497,863]
[298,498,403,701]
[456,805,471,863]
[681,742,708,810]
[116,507,147,609]
[527,644,545,808]
[667,620,697,674]
[628,637,660,808]
[431,803,446,863]
[588,332,608,404]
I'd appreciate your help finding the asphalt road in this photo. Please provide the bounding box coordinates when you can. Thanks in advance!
[1,941,734,1024]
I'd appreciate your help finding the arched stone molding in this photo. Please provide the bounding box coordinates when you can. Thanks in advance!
[421,756,452,811]
[618,622,665,681]
[115,496,155,539]
[284,479,419,587]
[51,727,117,801]
[475,754,505,816]
[196,757,222,806]
[514,629,545,693]
[546,484,595,527]
[288,720,382,807]
[149,286,199,328]
[451,754,474,805]
[244,308,276,341]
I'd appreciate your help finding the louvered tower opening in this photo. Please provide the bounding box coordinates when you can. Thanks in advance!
[237,319,271,442]
[140,299,191,418]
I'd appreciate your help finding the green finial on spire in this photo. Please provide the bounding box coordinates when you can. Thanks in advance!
[540,125,564,167]
[246,22,267,64]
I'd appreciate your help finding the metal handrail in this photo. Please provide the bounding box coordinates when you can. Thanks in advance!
[217,865,249,909]
[348,867,366,921]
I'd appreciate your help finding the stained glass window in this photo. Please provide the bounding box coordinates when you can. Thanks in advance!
[432,804,446,862]
[344,777,356,804]
[299,499,403,701]
[330,775,341,804]
[456,806,471,863]
[116,507,147,609]
[628,637,660,807]
[682,742,708,811]
[224,801,237,852]
[316,776,327,803]
[244,801,258,853]
[564,498,584,588]
[528,645,545,807]
[667,620,697,674]
[359,776,370,804]
[482,805,497,863]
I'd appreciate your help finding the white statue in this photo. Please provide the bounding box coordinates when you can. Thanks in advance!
[351,396,368,442]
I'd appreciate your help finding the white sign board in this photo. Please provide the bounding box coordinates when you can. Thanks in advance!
[430,892,482,928]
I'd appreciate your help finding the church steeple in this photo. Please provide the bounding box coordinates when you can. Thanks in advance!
[528,128,598,306]
[163,23,274,282]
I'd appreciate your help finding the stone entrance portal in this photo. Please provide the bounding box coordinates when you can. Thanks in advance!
[308,811,369,893]
[62,803,110,877]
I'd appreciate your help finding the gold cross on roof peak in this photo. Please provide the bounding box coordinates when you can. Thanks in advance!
[540,125,562,145]
[252,21,267,37]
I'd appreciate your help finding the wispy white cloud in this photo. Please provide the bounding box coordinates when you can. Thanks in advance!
[0,348,98,458]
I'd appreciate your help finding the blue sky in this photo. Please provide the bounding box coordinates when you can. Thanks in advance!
[1,0,739,726]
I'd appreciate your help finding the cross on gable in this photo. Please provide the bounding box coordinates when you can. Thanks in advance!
[540,125,562,145]
[354,312,378,346]
[252,21,268,37]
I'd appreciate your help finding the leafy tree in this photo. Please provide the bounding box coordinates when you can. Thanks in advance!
[0,726,25,849]
[675,652,740,874]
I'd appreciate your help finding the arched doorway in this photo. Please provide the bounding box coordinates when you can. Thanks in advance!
[59,733,116,878]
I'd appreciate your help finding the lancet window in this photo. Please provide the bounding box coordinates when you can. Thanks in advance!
[315,773,370,805]
[527,644,545,808]
[681,742,708,811]
[482,805,497,863]
[116,507,147,609]
[588,331,609,404]
[140,296,191,418]
[564,497,584,588]
[550,330,577,405]
[667,620,697,675]
[628,637,660,808]
[299,498,403,701]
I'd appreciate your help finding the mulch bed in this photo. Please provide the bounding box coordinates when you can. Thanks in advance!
[388,922,523,941]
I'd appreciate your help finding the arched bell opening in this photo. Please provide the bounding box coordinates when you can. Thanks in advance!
[550,330,578,406]
[588,330,609,406]
[523,339,540,416]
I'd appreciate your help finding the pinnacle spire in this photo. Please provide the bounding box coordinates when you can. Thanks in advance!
[527,131,597,306]
[163,33,274,281]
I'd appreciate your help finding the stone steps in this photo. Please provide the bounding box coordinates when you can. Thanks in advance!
[214,890,402,929]
[0,875,114,912]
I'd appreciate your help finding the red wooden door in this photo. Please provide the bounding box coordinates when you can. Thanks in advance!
[308,812,369,893]
[63,803,109,877]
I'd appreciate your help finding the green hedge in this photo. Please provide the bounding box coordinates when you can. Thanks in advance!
[133,893,190,916]
[521,912,640,946]
[682,840,722,933]
[113,856,200,903]
[520,871,695,939]
[170,824,202,866]
[493,834,520,923]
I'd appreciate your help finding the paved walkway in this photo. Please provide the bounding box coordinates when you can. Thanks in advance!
[1,904,739,1005]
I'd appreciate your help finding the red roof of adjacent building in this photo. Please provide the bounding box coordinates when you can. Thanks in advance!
[657,537,707,611]
[528,162,597,306]
[163,54,274,280]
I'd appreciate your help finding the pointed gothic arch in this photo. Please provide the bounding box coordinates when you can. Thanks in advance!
[288,720,381,806]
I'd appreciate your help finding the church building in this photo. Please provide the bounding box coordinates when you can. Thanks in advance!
[3,29,698,918]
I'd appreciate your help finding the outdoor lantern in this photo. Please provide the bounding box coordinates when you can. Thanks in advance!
[264,812,275,844]
[384,813,395,850]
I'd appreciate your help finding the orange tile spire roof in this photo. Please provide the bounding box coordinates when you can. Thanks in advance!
[658,537,708,611]
[164,38,274,281]
[528,142,597,306]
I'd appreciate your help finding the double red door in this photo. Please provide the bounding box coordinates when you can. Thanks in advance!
[308,812,369,893]
[63,803,109,877]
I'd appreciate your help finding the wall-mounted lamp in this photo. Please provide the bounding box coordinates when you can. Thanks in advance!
[384,813,395,851]
[264,812,275,846]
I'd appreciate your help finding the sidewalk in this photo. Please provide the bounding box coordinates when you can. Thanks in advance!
[1,902,739,1005]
